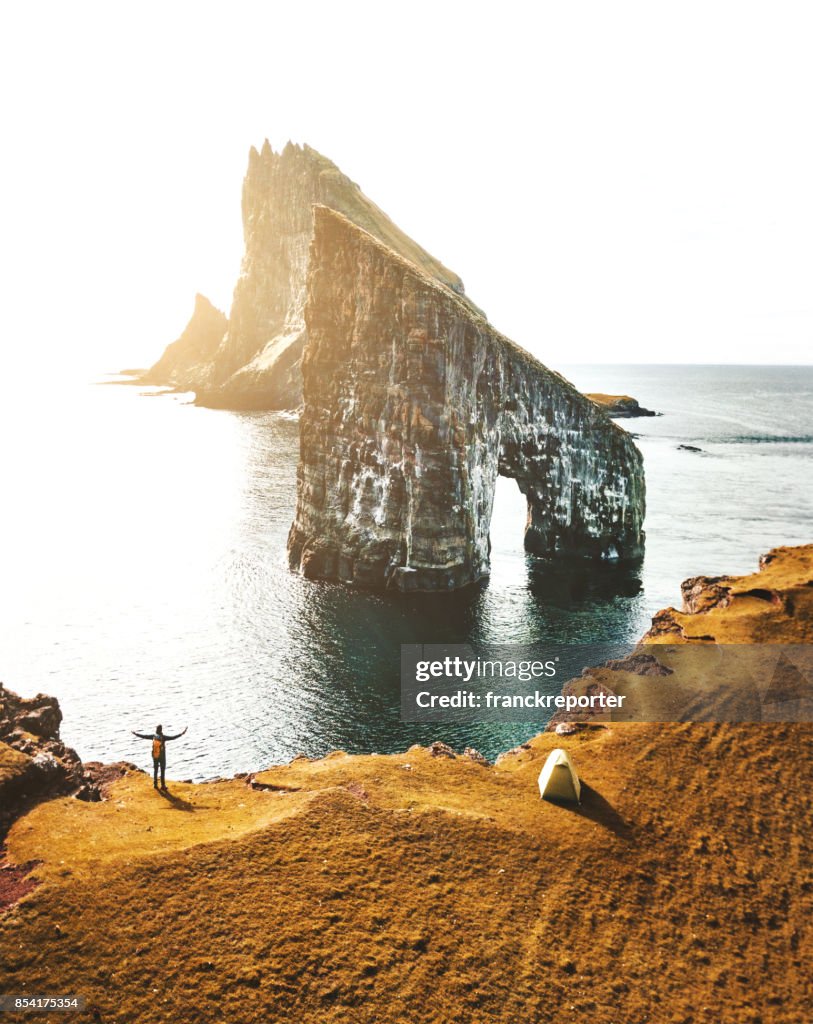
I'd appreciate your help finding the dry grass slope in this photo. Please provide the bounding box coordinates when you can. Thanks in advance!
[1,546,812,1023]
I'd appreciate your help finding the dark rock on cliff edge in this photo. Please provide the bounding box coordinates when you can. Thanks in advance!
[0,683,134,839]
[585,394,659,418]
[145,141,477,410]
[288,208,646,592]
[142,294,228,389]
[645,544,813,643]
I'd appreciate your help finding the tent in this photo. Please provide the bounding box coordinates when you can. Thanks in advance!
[538,747,581,804]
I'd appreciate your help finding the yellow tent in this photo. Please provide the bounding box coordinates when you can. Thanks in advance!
[538,748,581,804]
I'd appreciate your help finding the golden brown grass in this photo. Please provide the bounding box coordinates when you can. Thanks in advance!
[7,775,314,879]
[1,724,811,1024]
[584,392,637,405]
[1,546,811,1023]
[0,742,29,790]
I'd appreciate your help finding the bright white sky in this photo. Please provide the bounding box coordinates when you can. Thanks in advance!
[2,0,812,380]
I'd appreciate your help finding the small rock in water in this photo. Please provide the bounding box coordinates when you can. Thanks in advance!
[585,393,659,418]
[678,444,703,452]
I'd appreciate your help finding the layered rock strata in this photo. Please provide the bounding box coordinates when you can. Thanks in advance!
[146,142,475,409]
[288,207,646,591]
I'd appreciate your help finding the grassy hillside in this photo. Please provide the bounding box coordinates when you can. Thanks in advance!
[1,546,811,1023]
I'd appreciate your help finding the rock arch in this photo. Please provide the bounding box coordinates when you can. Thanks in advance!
[288,207,645,591]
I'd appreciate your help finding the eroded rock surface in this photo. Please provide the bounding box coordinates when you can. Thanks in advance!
[0,684,136,839]
[644,544,813,643]
[147,141,475,409]
[288,208,646,591]
[1,684,85,837]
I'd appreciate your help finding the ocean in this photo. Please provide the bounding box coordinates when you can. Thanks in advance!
[1,364,810,777]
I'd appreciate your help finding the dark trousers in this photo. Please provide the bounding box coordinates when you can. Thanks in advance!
[153,757,166,787]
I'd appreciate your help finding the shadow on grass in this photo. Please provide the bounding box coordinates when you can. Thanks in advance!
[547,782,635,841]
[157,787,196,812]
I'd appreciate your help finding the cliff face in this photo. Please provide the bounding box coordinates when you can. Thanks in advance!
[645,544,813,643]
[142,294,228,388]
[288,208,645,591]
[148,141,475,409]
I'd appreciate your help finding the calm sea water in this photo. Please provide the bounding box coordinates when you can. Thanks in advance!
[1,365,811,777]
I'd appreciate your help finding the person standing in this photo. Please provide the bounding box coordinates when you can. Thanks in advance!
[131,724,187,789]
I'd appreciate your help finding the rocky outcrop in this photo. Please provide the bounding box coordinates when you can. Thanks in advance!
[288,208,646,591]
[547,544,813,730]
[644,544,813,643]
[142,294,228,389]
[0,684,136,839]
[585,393,659,418]
[0,684,86,837]
[147,141,476,409]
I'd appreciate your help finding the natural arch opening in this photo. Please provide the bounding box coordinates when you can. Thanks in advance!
[487,474,530,583]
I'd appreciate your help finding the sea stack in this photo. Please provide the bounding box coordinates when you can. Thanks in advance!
[287,207,646,592]
[142,294,228,389]
[145,141,476,409]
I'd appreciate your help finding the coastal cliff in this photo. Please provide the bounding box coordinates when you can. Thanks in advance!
[549,545,813,729]
[1,546,811,1023]
[0,684,85,839]
[0,686,133,843]
[645,544,813,643]
[146,142,475,409]
[288,208,645,590]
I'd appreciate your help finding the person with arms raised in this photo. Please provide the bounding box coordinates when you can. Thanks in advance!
[131,723,187,790]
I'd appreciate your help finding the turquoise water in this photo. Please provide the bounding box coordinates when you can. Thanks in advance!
[0,365,810,777]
